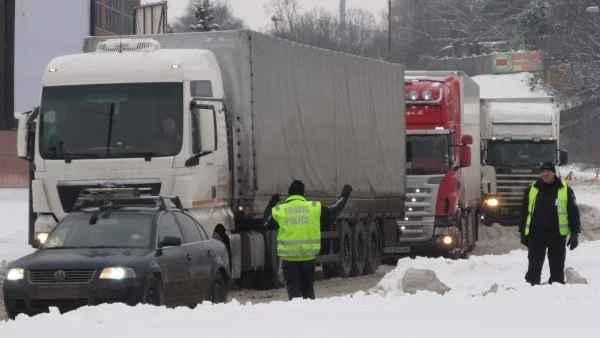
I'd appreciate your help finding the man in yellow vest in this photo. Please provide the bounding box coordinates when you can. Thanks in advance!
[518,161,581,286]
[263,180,353,300]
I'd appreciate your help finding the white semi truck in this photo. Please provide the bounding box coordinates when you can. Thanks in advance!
[479,97,568,226]
[16,30,407,289]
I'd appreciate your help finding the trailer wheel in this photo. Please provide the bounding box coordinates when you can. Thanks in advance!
[468,210,477,252]
[363,220,380,275]
[337,220,353,278]
[351,221,367,277]
[260,230,283,290]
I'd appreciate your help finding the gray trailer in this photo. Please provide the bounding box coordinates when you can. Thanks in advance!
[23,30,406,290]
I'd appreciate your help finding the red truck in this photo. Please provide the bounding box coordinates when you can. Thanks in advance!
[385,71,481,259]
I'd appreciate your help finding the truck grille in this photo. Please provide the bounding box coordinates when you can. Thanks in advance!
[496,174,537,207]
[397,186,435,242]
[28,269,96,284]
[56,179,161,212]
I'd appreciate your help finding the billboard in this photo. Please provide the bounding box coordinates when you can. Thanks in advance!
[134,1,168,35]
[491,51,545,73]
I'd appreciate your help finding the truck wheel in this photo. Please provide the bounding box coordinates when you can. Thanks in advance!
[363,220,380,275]
[351,221,367,277]
[322,262,338,279]
[260,230,283,290]
[468,211,477,252]
[337,220,353,278]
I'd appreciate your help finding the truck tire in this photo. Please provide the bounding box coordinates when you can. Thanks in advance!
[350,221,366,277]
[260,230,283,290]
[363,220,380,275]
[337,220,353,278]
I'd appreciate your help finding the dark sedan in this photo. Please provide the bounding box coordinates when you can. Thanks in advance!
[3,206,231,319]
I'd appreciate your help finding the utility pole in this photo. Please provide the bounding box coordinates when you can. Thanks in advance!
[1,0,15,130]
[339,0,346,49]
[388,0,392,62]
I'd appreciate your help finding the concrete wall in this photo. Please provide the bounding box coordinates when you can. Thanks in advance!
[0,131,28,188]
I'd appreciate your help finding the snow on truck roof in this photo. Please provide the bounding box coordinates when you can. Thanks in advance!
[484,100,555,124]
[42,44,219,86]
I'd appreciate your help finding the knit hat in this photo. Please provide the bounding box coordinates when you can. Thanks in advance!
[540,161,556,174]
[288,180,305,196]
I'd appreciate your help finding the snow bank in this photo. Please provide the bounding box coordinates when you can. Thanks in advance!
[3,244,600,336]
[472,72,550,99]
[373,240,600,297]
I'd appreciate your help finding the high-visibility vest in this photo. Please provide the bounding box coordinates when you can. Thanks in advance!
[271,195,322,261]
[525,181,570,236]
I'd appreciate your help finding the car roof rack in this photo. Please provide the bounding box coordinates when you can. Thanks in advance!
[72,187,183,212]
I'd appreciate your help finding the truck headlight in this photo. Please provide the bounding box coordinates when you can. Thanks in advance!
[485,198,499,207]
[36,232,49,244]
[99,267,136,280]
[7,268,25,281]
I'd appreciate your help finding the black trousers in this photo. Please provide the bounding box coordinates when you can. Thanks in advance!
[525,230,568,285]
[282,259,316,300]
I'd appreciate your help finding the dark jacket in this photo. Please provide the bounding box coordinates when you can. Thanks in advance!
[263,195,349,231]
[518,177,581,236]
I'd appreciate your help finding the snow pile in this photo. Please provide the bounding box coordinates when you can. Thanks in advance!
[372,240,599,297]
[472,72,551,99]
[558,163,600,181]
[3,243,600,336]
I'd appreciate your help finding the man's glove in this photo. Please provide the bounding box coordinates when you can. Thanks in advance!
[567,233,579,250]
[268,193,281,207]
[520,233,528,247]
[341,184,353,199]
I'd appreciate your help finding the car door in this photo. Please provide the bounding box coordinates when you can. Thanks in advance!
[157,212,192,305]
[173,211,212,302]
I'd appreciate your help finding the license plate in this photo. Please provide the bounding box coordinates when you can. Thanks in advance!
[35,287,83,299]
[383,246,411,254]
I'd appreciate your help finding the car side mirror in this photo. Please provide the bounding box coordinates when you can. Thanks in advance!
[158,236,182,248]
[32,238,41,249]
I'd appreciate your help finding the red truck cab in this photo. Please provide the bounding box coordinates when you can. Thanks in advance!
[385,71,481,259]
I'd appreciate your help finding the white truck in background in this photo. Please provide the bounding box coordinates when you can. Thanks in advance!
[479,97,568,226]
[16,30,408,290]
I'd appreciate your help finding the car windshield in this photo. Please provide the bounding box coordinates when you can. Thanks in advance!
[41,212,155,249]
[487,141,556,167]
[407,134,451,174]
[38,82,183,160]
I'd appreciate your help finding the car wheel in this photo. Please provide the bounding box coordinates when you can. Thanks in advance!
[210,273,227,304]
[144,275,165,306]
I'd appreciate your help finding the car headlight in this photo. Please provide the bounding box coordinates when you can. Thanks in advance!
[485,198,499,207]
[99,267,136,280]
[6,268,25,281]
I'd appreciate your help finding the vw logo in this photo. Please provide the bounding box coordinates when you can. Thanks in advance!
[53,270,66,282]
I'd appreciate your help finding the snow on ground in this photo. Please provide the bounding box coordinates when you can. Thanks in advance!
[2,243,600,337]
[472,72,551,98]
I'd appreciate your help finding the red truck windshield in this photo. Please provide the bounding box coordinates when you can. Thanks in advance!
[407,134,451,175]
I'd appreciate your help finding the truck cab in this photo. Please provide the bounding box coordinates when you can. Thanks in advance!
[17,38,224,250]
[480,97,568,226]
[392,71,480,259]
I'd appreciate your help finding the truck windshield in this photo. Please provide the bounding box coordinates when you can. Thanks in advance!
[39,83,183,160]
[407,134,451,174]
[41,212,154,249]
[486,141,556,167]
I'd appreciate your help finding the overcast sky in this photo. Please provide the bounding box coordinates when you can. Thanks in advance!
[142,0,389,32]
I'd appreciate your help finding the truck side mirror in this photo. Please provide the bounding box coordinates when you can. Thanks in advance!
[461,134,473,145]
[559,150,568,165]
[186,103,218,167]
[17,113,30,159]
[460,145,472,168]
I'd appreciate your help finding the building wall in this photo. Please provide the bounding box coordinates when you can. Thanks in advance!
[0,131,28,188]
[93,0,140,36]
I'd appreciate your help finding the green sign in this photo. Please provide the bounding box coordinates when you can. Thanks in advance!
[491,51,544,73]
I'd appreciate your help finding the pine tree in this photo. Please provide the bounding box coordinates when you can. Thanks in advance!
[190,0,219,32]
